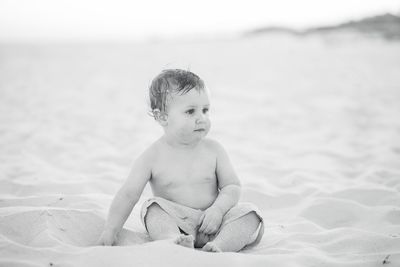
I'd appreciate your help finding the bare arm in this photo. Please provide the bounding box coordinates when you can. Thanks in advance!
[199,141,241,234]
[211,141,241,215]
[211,184,240,215]
[99,148,153,245]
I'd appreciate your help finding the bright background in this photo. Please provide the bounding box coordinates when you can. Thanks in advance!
[0,0,399,42]
[1,1,400,266]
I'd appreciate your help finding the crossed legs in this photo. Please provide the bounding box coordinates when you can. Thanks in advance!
[145,203,261,252]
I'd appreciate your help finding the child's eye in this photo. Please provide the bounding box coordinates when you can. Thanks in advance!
[203,108,209,114]
[186,109,195,115]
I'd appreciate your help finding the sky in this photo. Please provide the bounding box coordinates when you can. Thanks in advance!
[0,0,399,41]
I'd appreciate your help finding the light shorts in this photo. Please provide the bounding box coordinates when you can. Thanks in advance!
[141,197,264,249]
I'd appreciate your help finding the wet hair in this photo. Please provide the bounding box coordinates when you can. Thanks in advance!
[149,69,205,118]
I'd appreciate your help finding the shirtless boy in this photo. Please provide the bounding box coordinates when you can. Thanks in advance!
[98,69,263,252]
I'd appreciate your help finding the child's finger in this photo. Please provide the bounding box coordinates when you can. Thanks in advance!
[199,217,210,232]
[206,224,216,235]
[198,214,205,225]
[203,220,214,234]
[199,221,204,232]
[206,220,220,235]
[199,220,206,232]
[202,225,210,234]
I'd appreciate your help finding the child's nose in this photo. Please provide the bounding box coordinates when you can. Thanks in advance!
[196,113,206,123]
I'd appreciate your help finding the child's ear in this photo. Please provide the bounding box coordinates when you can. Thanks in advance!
[158,113,168,126]
[153,109,168,126]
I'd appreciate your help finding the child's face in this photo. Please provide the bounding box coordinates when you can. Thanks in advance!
[164,88,211,145]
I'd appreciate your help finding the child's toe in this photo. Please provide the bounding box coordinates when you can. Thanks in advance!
[202,242,221,252]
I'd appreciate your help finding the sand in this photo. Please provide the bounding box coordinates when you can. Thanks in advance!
[1,35,400,266]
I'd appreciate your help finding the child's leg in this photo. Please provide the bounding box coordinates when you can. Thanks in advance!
[202,212,261,252]
[145,203,194,248]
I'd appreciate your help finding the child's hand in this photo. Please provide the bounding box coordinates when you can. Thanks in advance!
[198,206,223,235]
[97,229,118,246]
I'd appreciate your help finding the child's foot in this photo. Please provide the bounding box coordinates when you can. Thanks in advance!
[174,234,194,249]
[202,242,222,252]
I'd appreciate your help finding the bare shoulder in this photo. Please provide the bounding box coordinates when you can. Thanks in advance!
[124,139,162,187]
[201,138,228,155]
[133,139,163,169]
[203,138,240,187]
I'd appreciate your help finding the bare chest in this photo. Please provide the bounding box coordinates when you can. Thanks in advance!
[150,151,217,188]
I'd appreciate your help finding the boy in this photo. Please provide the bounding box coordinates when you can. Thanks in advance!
[98,69,264,252]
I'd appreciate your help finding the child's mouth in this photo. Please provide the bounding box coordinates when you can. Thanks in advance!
[194,129,205,132]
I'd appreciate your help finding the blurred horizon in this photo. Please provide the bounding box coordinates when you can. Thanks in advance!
[0,0,399,43]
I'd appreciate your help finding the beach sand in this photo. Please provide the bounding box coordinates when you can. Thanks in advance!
[1,35,400,266]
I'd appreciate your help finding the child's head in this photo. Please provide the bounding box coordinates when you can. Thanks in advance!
[149,69,211,144]
[149,69,205,116]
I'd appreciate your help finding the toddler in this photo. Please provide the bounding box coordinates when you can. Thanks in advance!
[98,69,264,252]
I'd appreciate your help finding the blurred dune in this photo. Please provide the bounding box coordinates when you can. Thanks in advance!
[246,13,400,40]
[0,34,400,266]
